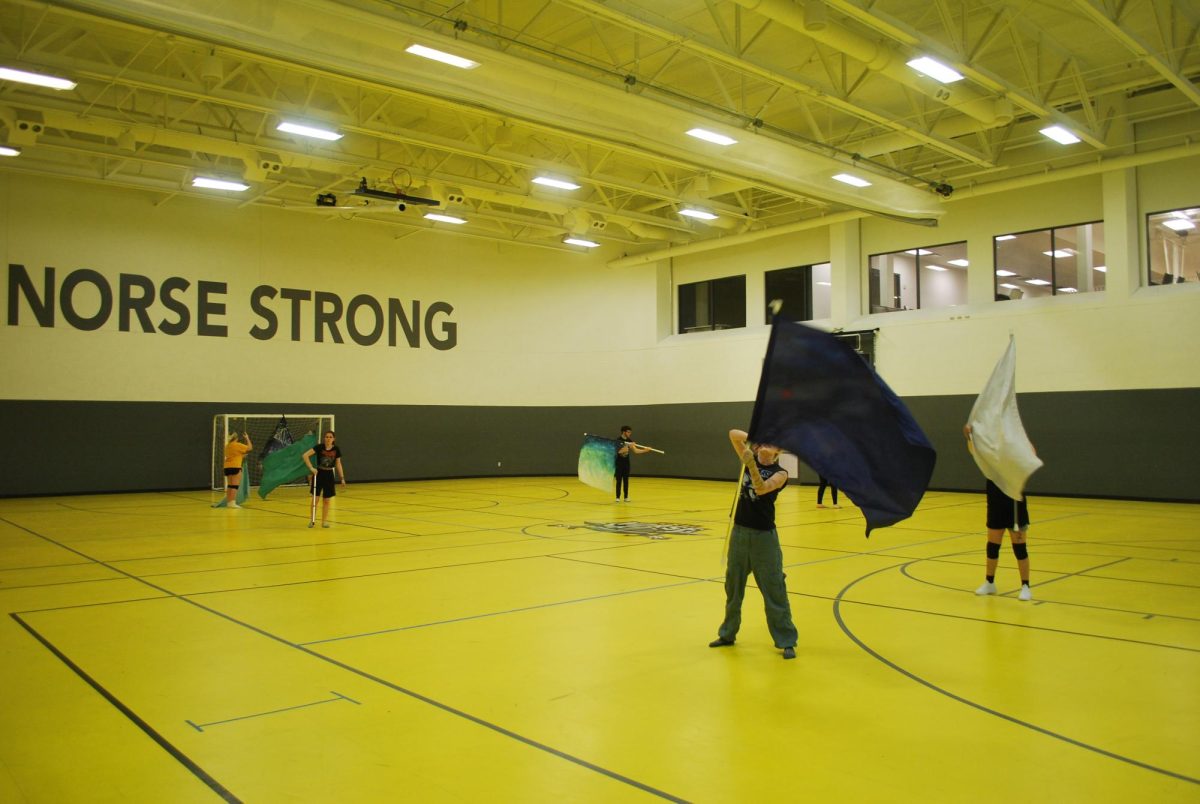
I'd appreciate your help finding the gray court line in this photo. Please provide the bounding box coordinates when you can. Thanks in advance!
[301,578,705,646]
[186,691,360,732]
[2,517,691,803]
[832,560,1200,786]
[843,589,1200,654]
[9,613,242,803]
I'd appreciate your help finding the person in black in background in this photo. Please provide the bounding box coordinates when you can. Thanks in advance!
[614,425,652,502]
[708,429,799,660]
[303,430,346,528]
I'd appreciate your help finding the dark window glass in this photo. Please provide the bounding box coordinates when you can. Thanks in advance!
[678,275,746,333]
[993,222,1105,298]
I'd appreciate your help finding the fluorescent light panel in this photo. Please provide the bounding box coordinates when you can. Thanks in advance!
[925,264,948,271]
[906,56,964,84]
[277,121,343,141]
[947,258,969,266]
[996,270,1017,277]
[1043,249,1074,258]
[1059,287,1078,293]
[996,234,1017,241]
[1163,219,1196,231]
[1040,125,1081,145]
[999,283,1020,290]
[532,176,580,191]
[424,213,466,224]
[832,173,871,188]
[1025,278,1051,285]
[1093,265,1107,272]
[905,248,933,255]
[564,237,600,248]
[0,146,19,157]
[679,208,718,220]
[192,177,249,191]
[405,44,479,69]
[686,128,737,146]
[0,66,76,90]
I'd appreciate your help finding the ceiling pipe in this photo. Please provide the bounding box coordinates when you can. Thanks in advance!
[728,0,1013,126]
[609,140,1200,267]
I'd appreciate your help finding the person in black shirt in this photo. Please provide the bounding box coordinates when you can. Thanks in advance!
[708,429,799,659]
[303,430,346,528]
[614,425,652,502]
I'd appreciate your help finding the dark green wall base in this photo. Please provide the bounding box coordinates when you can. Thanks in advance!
[5,389,1197,501]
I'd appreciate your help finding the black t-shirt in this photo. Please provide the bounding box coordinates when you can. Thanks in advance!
[312,444,342,471]
[615,435,633,468]
[734,462,788,530]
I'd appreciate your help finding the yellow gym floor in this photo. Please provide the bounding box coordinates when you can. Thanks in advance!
[0,477,1196,802]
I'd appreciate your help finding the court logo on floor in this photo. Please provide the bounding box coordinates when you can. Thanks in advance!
[551,521,705,540]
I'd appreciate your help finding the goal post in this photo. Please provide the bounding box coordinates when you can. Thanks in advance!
[211,413,335,491]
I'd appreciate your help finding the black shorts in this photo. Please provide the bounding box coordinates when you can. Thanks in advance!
[313,469,337,498]
[985,480,1029,531]
[223,467,242,477]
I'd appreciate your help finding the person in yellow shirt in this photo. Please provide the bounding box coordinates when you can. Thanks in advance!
[215,431,253,509]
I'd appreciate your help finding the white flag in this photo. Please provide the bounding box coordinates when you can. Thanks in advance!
[966,338,1043,500]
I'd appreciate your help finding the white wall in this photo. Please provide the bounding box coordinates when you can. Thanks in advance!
[3,153,1199,412]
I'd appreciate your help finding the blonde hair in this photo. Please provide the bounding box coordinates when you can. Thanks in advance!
[227,432,240,442]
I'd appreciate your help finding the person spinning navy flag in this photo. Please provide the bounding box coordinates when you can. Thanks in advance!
[708,429,799,660]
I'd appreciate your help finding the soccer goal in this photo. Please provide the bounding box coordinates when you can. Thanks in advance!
[211,414,335,491]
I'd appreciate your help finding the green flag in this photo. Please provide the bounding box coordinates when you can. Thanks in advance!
[258,433,318,499]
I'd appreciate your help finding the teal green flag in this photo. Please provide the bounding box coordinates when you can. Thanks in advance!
[258,433,318,499]
[578,434,617,493]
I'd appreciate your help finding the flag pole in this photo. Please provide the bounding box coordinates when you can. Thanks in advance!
[721,466,745,565]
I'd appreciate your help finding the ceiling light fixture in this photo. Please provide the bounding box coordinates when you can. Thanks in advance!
[996,234,1017,241]
[564,237,600,248]
[405,44,479,70]
[532,176,581,191]
[906,56,964,84]
[1025,278,1051,285]
[1093,265,1107,273]
[424,213,466,224]
[686,128,737,146]
[833,173,871,187]
[277,121,343,141]
[905,248,933,256]
[1042,249,1074,258]
[1163,219,1196,231]
[0,66,77,90]
[0,146,20,157]
[1040,125,1081,145]
[947,259,969,267]
[192,177,249,191]
[1059,287,1078,293]
[996,270,1017,277]
[925,264,948,271]
[679,207,718,220]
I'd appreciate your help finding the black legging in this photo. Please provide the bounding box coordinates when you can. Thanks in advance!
[615,466,630,499]
[817,476,838,505]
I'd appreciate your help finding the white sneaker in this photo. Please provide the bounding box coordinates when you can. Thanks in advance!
[1018,585,1032,601]
[975,581,997,596]
[322,522,331,528]
[228,502,240,509]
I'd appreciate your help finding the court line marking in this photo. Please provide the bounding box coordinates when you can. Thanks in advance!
[186,691,360,732]
[9,612,242,803]
[832,560,1200,786]
[3,518,690,803]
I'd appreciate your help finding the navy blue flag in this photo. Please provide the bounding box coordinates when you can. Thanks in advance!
[748,320,936,536]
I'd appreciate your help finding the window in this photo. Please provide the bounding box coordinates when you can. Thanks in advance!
[678,275,746,333]
[867,242,967,313]
[764,262,831,322]
[1147,207,1199,286]
[993,222,1105,298]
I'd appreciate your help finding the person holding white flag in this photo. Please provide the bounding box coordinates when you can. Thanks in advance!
[964,338,1043,602]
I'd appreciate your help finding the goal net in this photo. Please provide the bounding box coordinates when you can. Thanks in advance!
[211,414,335,491]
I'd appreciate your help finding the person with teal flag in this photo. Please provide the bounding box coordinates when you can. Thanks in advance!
[258,433,318,499]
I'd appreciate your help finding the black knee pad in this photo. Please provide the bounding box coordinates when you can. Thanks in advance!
[229,483,239,490]
[986,541,1001,559]
[1012,542,1028,560]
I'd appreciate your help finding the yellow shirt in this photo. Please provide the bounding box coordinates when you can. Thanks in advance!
[223,441,251,469]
